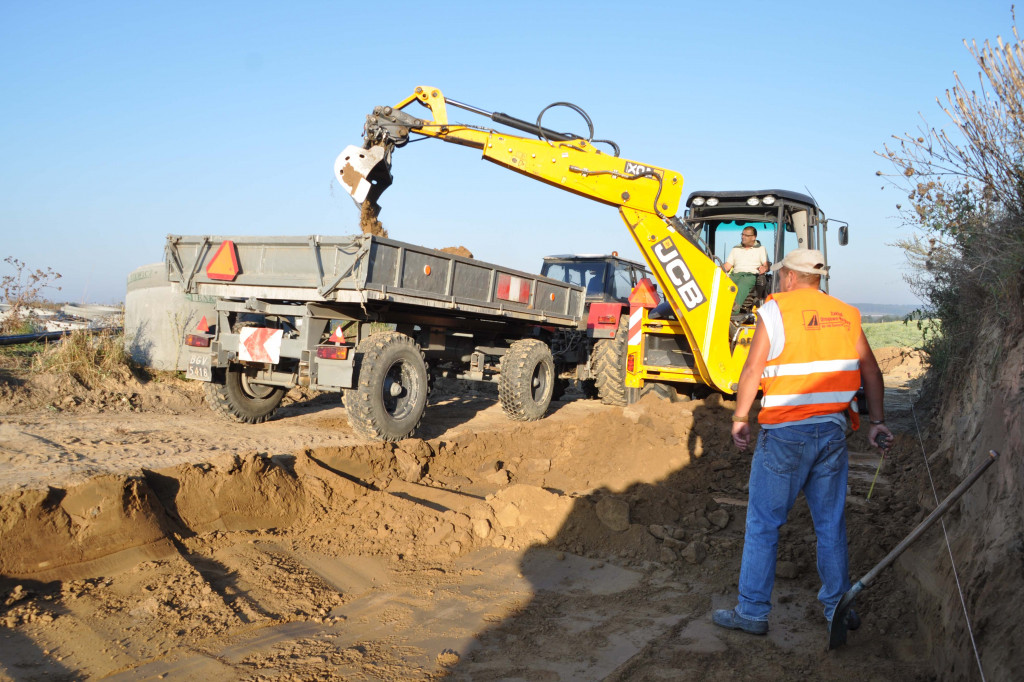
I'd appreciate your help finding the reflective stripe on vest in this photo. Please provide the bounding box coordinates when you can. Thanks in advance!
[758,288,861,425]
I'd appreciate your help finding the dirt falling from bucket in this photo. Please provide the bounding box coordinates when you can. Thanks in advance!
[359,201,388,238]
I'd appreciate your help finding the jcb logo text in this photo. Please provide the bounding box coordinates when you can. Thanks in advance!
[654,238,706,311]
[625,161,656,177]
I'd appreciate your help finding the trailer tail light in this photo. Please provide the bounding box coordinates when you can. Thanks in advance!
[317,345,349,360]
[185,334,211,348]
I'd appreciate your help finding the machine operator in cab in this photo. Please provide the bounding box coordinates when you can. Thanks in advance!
[722,227,769,315]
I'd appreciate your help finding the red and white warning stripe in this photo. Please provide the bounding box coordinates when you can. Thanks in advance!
[628,307,643,348]
[497,273,531,303]
[239,328,284,364]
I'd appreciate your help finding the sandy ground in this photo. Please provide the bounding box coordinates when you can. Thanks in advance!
[0,348,939,680]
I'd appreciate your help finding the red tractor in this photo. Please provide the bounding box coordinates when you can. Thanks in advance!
[539,254,653,405]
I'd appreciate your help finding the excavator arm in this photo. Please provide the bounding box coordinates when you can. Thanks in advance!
[335,86,751,392]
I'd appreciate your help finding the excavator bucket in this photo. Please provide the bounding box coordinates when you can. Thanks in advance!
[334,144,393,206]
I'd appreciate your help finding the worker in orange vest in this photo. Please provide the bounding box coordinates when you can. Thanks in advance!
[713,248,893,636]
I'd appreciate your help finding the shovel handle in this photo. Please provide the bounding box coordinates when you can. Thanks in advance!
[858,450,999,589]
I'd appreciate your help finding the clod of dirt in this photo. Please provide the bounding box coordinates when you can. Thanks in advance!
[681,541,707,564]
[595,496,631,532]
[436,649,461,667]
[708,508,730,529]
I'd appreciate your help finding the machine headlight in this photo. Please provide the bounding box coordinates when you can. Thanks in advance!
[746,196,760,206]
[706,197,719,206]
[692,197,706,206]
[762,195,776,205]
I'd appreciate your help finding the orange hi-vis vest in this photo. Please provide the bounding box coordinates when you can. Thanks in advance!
[758,288,862,426]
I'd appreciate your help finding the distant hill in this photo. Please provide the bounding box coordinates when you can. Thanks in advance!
[850,303,922,318]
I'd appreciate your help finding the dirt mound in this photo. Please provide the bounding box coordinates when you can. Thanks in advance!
[0,370,204,415]
[438,246,473,259]
[873,346,926,380]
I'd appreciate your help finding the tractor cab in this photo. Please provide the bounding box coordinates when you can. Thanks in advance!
[540,254,654,305]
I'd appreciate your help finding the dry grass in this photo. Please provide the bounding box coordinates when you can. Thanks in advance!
[31,330,134,387]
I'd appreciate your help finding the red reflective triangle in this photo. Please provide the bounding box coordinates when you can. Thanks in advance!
[206,240,239,281]
[629,277,661,309]
[328,326,346,344]
[196,316,210,333]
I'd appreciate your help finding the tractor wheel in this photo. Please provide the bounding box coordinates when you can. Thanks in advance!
[204,364,286,423]
[592,317,628,406]
[345,331,429,441]
[499,339,555,421]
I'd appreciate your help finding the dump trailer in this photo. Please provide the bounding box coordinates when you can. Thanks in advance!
[167,233,586,440]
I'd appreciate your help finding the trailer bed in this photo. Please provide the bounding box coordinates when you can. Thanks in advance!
[165,234,585,326]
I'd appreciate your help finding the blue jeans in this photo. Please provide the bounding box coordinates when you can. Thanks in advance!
[736,422,850,622]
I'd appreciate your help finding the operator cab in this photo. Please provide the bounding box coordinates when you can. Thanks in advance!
[681,190,834,315]
[540,254,654,303]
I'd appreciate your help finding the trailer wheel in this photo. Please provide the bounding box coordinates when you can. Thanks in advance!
[346,331,428,441]
[499,339,555,421]
[592,317,628,406]
[204,364,286,423]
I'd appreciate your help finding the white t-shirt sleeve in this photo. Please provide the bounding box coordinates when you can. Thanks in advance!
[756,299,785,361]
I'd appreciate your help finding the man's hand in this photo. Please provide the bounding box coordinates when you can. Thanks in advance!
[869,423,894,452]
[732,421,751,450]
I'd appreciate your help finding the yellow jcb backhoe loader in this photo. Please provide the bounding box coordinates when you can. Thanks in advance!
[336,86,849,401]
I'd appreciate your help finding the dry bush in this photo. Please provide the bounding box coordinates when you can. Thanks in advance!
[0,257,62,335]
[878,13,1024,387]
[32,330,134,387]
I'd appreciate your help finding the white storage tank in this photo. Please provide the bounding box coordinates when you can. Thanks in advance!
[124,263,217,371]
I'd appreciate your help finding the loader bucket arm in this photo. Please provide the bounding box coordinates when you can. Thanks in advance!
[335,86,751,393]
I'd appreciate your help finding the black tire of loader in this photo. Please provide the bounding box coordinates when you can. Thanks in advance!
[204,365,286,424]
[499,339,555,421]
[346,331,429,441]
[592,317,628,406]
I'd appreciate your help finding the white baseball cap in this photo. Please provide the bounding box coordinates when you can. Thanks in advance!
[770,248,829,276]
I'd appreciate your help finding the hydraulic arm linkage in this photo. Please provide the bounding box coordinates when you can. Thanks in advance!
[335,86,753,392]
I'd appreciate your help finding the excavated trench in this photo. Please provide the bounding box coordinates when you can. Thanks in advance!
[0,351,994,680]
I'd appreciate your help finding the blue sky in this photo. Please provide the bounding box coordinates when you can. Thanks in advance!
[0,1,1014,305]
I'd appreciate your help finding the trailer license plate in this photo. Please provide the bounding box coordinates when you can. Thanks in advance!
[187,353,212,382]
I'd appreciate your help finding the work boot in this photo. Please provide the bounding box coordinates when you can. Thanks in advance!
[712,608,769,635]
